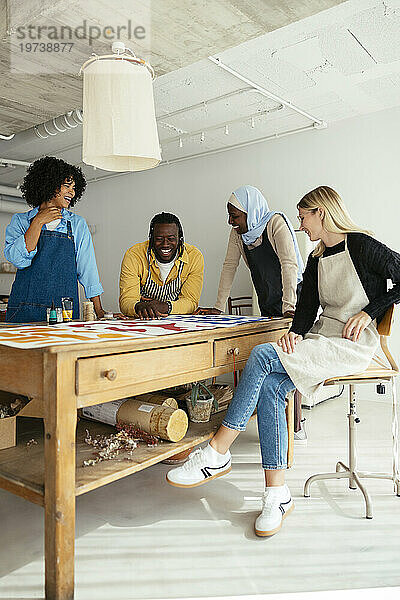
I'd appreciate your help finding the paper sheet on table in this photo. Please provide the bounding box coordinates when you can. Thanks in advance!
[0,315,276,349]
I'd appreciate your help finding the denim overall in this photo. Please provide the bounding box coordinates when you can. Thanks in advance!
[6,220,80,323]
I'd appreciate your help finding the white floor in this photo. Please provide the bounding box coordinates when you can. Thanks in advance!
[1,394,400,600]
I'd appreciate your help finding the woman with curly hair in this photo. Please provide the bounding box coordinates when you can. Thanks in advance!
[4,156,115,322]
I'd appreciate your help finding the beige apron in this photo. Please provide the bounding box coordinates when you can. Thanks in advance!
[273,237,379,401]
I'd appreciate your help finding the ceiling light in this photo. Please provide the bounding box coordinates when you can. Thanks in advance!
[80,41,161,172]
[251,117,255,128]
[200,132,205,143]
[179,137,183,148]
[224,124,229,135]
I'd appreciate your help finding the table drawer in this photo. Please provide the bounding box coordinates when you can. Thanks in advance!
[76,342,212,396]
[214,330,282,367]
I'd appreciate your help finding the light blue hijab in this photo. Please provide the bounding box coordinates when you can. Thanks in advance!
[231,185,304,283]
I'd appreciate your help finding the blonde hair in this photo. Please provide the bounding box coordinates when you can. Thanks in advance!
[297,186,373,257]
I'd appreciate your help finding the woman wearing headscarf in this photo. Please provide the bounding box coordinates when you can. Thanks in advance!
[195,185,303,318]
[196,185,306,442]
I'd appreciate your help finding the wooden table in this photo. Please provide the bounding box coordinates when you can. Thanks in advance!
[0,318,289,600]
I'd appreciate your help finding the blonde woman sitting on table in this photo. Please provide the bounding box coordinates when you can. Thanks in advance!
[167,186,400,537]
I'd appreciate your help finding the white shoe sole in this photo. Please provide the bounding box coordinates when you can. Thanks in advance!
[294,438,308,446]
[254,502,294,537]
[166,465,232,488]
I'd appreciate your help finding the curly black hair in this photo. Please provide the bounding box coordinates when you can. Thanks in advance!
[20,156,86,208]
[149,212,185,258]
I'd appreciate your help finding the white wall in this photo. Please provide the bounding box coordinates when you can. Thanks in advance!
[0,213,10,259]
[2,105,399,357]
[77,105,400,357]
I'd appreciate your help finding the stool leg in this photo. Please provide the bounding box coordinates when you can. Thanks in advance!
[304,470,349,497]
[391,378,400,497]
[352,471,373,519]
[348,385,357,490]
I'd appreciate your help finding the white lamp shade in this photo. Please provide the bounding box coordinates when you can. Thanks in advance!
[82,59,161,172]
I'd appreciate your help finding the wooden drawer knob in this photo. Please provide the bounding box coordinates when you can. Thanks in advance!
[227,347,240,356]
[104,369,117,381]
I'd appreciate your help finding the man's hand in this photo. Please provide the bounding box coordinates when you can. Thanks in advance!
[193,307,222,315]
[135,299,169,320]
[113,313,130,320]
[342,311,372,342]
[277,331,303,354]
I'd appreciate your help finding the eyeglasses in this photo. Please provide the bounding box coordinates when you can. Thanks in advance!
[297,209,316,224]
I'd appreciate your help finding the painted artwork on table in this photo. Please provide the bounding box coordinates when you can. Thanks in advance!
[0,315,276,349]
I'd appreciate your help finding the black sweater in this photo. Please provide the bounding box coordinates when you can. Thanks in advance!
[290,233,400,337]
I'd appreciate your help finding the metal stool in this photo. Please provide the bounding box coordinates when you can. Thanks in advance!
[304,305,399,518]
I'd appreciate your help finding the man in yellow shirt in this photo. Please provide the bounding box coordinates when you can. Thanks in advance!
[120,212,204,319]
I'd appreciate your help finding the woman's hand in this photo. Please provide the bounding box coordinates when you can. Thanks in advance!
[282,310,295,318]
[342,311,372,342]
[193,307,222,315]
[112,312,130,320]
[35,206,62,225]
[277,331,303,354]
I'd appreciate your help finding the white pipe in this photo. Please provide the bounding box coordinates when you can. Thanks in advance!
[87,123,316,184]
[163,105,284,144]
[208,55,327,128]
[0,157,31,167]
[0,194,24,204]
[162,124,317,166]
[0,199,24,213]
[0,133,15,140]
[34,109,83,139]
[0,185,22,197]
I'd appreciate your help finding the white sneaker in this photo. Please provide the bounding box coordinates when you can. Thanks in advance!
[166,444,231,488]
[254,484,294,537]
[294,418,307,446]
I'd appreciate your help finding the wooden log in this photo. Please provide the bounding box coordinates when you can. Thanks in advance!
[116,399,188,442]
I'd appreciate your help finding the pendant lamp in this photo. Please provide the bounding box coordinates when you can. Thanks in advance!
[80,42,161,172]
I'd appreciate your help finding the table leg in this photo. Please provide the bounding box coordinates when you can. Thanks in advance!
[44,354,77,600]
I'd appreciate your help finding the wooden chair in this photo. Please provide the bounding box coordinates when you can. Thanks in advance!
[227,296,253,316]
[304,305,399,518]
[227,296,253,386]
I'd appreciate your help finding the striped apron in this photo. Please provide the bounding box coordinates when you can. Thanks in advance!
[140,250,184,302]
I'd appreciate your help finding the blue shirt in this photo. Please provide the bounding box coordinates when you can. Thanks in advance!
[4,207,104,299]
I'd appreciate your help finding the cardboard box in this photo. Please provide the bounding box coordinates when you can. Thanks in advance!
[0,415,16,451]
[0,390,43,451]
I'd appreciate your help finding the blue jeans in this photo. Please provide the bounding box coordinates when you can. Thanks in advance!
[222,343,295,470]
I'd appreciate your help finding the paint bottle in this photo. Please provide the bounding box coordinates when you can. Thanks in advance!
[49,301,57,325]
[61,297,73,321]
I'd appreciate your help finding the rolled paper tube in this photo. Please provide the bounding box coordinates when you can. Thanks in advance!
[131,393,178,409]
[116,399,188,442]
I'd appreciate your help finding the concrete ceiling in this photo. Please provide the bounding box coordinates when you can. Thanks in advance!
[0,0,345,135]
[2,0,400,187]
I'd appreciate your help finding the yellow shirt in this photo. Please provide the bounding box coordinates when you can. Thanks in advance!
[119,241,204,316]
